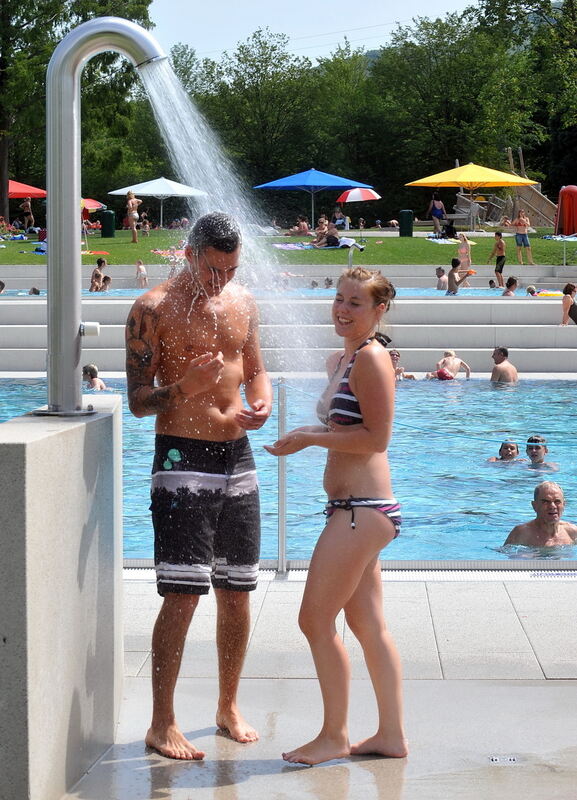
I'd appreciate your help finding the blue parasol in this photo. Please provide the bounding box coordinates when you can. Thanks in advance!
[254,168,372,225]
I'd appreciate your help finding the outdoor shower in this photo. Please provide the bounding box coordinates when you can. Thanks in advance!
[41,17,167,414]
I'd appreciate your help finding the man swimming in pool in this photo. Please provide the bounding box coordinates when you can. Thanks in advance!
[525,435,559,472]
[125,212,272,761]
[503,482,577,547]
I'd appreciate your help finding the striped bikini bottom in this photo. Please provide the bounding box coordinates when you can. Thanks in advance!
[325,497,401,536]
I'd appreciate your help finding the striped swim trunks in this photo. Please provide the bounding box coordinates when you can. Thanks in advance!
[150,434,260,596]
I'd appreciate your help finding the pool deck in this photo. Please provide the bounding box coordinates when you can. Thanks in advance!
[64,569,577,800]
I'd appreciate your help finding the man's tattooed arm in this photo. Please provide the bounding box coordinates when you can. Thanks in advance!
[125,302,183,417]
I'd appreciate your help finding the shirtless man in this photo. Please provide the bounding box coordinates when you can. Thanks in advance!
[503,482,577,547]
[507,209,534,265]
[426,350,471,380]
[490,346,518,383]
[435,267,448,291]
[487,231,507,287]
[446,258,471,295]
[125,212,272,760]
[525,435,559,472]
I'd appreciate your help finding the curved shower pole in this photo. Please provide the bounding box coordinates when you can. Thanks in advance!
[39,17,166,415]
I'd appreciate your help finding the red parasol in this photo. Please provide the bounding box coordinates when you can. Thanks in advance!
[8,180,47,198]
[336,188,381,203]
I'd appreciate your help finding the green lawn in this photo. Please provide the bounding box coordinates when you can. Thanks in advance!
[0,227,573,268]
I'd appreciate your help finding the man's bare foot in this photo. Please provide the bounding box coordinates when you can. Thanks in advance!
[145,724,205,760]
[350,733,409,759]
[282,733,350,765]
[216,707,259,743]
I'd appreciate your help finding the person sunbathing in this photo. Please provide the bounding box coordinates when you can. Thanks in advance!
[313,223,364,251]
[285,215,311,236]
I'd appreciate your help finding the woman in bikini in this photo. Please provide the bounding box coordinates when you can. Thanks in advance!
[457,232,472,287]
[265,266,407,766]
[126,191,142,244]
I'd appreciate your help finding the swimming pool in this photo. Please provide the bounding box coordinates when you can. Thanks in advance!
[1,377,576,563]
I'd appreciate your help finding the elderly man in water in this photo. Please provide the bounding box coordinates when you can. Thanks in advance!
[503,482,577,547]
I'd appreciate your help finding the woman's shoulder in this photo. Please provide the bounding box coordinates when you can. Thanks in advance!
[355,340,392,367]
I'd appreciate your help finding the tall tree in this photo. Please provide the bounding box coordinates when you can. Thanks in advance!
[195,29,317,185]
[0,1,153,218]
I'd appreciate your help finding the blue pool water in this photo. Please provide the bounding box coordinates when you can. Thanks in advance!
[1,378,576,562]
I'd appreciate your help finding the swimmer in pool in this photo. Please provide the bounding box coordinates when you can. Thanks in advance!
[82,363,107,391]
[425,350,471,380]
[525,435,559,472]
[389,349,416,381]
[487,440,525,463]
[503,482,577,547]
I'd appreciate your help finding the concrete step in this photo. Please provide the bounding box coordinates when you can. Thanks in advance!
[1,347,575,373]
[3,322,574,351]
[0,296,565,326]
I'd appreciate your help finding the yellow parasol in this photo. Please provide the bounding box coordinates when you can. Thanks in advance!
[405,162,537,191]
[406,162,537,230]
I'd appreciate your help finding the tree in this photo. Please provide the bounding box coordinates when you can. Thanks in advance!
[194,29,317,185]
[0,1,153,218]
[369,15,541,214]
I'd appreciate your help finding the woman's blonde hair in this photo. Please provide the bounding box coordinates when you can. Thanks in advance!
[338,267,396,311]
[126,191,134,200]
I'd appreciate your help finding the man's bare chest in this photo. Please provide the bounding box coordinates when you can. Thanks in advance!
[158,302,251,359]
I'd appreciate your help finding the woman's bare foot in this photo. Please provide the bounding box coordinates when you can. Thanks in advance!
[216,707,259,743]
[282,733,350,765]
[350,733,408,759]
[145,724,205,760]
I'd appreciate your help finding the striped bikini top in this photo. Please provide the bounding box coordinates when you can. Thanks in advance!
[317,338,375,427]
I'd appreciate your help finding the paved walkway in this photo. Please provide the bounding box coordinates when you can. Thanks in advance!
[64,570,577,799]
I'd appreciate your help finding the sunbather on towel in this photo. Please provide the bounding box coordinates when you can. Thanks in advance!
[312,223,364,251]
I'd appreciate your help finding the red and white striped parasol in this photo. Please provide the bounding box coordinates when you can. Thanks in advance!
[336,188,381,203]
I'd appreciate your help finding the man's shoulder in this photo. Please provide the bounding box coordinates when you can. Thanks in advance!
[561,520,577,536]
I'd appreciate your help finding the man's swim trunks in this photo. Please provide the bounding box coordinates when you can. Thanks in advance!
[495,256,506,273]
[436,368,454,380]
[150,434,260,596]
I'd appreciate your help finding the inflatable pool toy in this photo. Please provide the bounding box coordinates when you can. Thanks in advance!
[467,269,476,275]
[537,291,562,297]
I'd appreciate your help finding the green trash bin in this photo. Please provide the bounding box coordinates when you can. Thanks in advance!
[399,209,413,237]
[100,210,115,238]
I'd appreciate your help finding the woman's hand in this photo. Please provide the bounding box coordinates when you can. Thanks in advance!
[264,429,313,456]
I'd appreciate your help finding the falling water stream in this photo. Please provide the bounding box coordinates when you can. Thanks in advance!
[139,59,278,288]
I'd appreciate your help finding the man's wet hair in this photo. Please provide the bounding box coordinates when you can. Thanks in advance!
[494,346,508,357]
[451,258,460,269]
[527,435,546,445]
[82,364,98,378]
[188,212,241,255]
